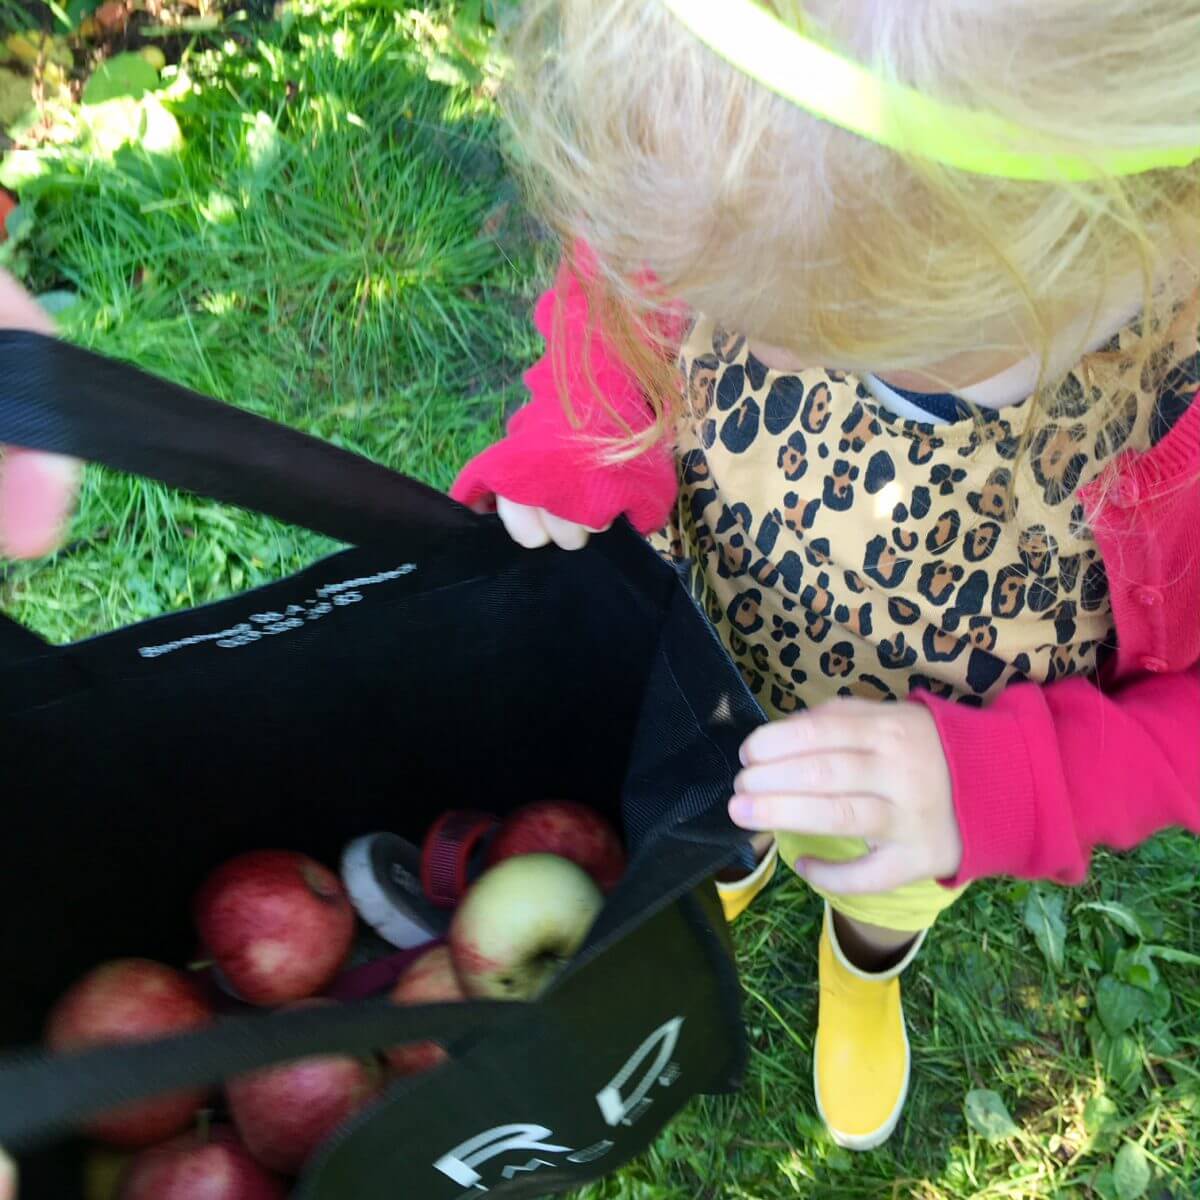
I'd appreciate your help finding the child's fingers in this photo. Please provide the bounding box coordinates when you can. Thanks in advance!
[543,511,591,551]
[794,846,919,895]
[734,751,880,798]
[739,701,877,766]
[496,497,601,551]
[496,496,551,549]
[728,792,889,840]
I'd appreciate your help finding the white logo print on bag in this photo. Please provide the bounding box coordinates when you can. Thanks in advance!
[136,564,417,658]
[432,1016,684,1192]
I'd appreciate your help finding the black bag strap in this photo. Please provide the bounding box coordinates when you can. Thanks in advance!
[0,833,743,1150]
[0,999,518,1149]
[0,332,479,549]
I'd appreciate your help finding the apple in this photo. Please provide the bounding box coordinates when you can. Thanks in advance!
[226,1005,381,1175]
[487,801,626,892]
[46,959,213,1148]
[327,945,429,1003]
[449,854,603,1000]
[120,1128,285,1200]
[194,850,355,1006]
[385,945,465,1075]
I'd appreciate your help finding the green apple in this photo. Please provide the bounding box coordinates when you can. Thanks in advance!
[448,854,603,1000]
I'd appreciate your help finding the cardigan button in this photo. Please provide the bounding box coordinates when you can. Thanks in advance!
[1135,586,1163,608]
[1140,655,1168,674]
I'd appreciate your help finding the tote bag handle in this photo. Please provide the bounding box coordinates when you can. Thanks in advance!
[0,332,480,552]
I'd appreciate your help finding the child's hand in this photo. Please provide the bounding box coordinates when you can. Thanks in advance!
[730,699,963,892]
[489,495,608,551]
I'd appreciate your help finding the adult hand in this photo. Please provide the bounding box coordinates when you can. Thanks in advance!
[0,1147,15,1200]
[0,269,80,559]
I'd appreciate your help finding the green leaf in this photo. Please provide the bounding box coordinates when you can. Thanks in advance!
[824,1147,852,1173]
[4,202,33,244]
[67,0,100,25]
[138,96,183,155]
[80,95,182,158]
[1144,984,1172,1023]
[82,52,160,105]
[1144,944,1200,967]
[1084,1094,1120,1137]
[0,149,46,191]
[1089,1019,1142,1094]
[245,111,282,178]
[1145,1021,1176,1054]
[80,97,143,155]
[1023,886,1067,973]
[1099,927,1124,974]
[1112,1142,1151,1200]
[200,190,238,225]
[36,289,79,316]
[1079,901,1148,940]
[1114,946,1161,993]
[1096,975,1150,1036]
[964,1089,1020,1141]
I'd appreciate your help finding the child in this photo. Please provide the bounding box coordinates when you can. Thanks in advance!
[453,0,1200,1151]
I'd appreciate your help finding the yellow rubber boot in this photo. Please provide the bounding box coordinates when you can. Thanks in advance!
[715,837,777,923]
[814,905,926,1150]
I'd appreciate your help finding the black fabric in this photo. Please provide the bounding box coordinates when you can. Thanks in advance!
[0,331,475,551]
[0,338,764,1199]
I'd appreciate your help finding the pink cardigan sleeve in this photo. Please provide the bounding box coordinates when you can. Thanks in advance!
[918,393,1200,887]
[451,258,679,536]
[913,666,1200,886]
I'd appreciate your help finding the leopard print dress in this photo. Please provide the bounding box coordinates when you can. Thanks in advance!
[661,307,1199,722]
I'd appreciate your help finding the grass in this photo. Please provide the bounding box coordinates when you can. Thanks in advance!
[2,2,538,639]
[580,848,1200,1199]
[2,5,1198,1198]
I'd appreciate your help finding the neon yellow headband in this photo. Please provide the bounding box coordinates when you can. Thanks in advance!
[660,0,1200,181]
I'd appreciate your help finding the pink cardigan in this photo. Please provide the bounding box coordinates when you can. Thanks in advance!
[453,263,1200,888]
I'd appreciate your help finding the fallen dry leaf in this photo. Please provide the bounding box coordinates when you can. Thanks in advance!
[95,1,133,33]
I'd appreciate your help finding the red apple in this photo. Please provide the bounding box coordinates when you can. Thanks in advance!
[120,1128,285,1200]
[450,854,603,1000]
[487,802,625,892]
[0,190,16,243]
[46,959,213,1148]
[226,1006,381,1175]
[194,850,355,1006]
[384,945,465,1075]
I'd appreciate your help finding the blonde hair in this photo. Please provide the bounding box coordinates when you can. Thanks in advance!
[501,0,1200,461]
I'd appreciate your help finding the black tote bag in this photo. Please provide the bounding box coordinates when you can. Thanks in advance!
[0,332,765,1199]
